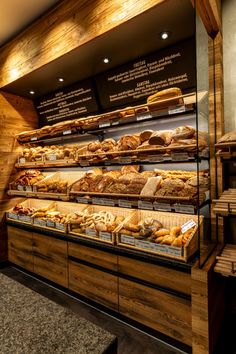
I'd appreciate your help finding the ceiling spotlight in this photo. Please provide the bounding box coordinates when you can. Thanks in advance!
[29,90,35,95]
[103,58,110,64]
[58,77,64,82]
[160,31,170,40]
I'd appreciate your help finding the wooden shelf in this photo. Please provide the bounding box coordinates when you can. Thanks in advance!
[214,244,236,277]
[213,189,236,216]
[215,141,236,159]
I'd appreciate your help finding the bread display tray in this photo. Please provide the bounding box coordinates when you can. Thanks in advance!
[213,189,236,216]
[68,205,133,244]
[116,210,203,262]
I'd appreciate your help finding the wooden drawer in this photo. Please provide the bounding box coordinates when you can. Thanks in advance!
[118,255,191,296]
[7,226,33,271]
[33,233,68,287]
[68,242,118,271]
[119,278,192,346]
[69,260,118,311]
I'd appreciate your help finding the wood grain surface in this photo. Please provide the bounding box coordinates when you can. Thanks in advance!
[33,233,68,287]
[69,260,118,310]
[7,225,34,271]
[119,277,192,346]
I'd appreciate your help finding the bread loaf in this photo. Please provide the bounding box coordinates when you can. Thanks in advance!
[148,130,172,146]
[139,130,154,143]
[147,87,182,103]
[140,176,162,196]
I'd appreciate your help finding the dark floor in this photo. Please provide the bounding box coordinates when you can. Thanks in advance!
[0,266,187,354]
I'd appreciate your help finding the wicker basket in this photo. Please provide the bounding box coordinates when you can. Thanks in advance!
[68,204,134,244]
[116,210,203,262]
[6,199,54,224]
[9,172,52,194]
[33,171,86,200]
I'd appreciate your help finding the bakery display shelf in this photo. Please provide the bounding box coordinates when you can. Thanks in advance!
[213,189,236,216]
[15,160,79,169]
[215,141,236,159]
[17,91,206,145]
[214,244,236,277]
[7,189,71,201]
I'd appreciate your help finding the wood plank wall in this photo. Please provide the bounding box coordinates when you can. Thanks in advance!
[0,91,38,260]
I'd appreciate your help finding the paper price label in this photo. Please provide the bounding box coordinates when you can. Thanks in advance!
[92,198,105,205]
[25,186,32,192]
[18,215,31,223]
[8,213,18,220]
[175,204,195,214]
[154,202,171,212]
[79,160,90,167]
[99,121,110,128]
[153,243,168,253]
[46,220,55,228]
[135,239,152,250]
[112,121,119,126]
[76,197,89,204]
[55,222,65,231]
[138,201,153,210]
[103,199,115,206]
[17,185,24,191]
[86,229,97,237]
[171,152,189,161]
[30,137,37,141]
[149,155,164,163]
[119,157,132,164]
[99,232,112,242]
[167,246,182,257]
[168,105,186,115]
[118,200,132,208]
[19,158,26,164]
[181,219,196,234]
[121,235,135,245]
[136,112,152,121]
[48,155,57,161]
[34,218,46,227]
[63,129,71,135]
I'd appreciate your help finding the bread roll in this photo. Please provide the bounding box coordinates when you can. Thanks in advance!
[140,176,162,196]
[171,126,195,141]
[117,135,140,151]
[140,130,154,143]
[149,130,172,146]
[170,226,181,237]
[154,229,170,237]
[124,223,140,232]
[147,87,182,103]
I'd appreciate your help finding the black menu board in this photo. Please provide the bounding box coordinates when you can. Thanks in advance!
[35,79,98,126]
[95,39,195,110]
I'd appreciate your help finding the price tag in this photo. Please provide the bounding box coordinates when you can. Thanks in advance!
[112,121,119,126]
[168,105,186,115]
[30,136,37,141]
[119,157,132,164]
[46,220,55,228]
[48,155,57,161]
[138,201,153,210]
[92,198,105,205]
[99,232,112,242]
[79,160,90,167]
[55,222,65,231]
[76,197,89,204]
[19,158,26,164]
[121,235,135,245]
[174,204,195,214]
[18,215,31,223]
[34,218,46,227]
[181,219,196,234]
[104,161,111,166]
[149,155,164,162]
[8,212,18,220]
[167,246,182,257]
[86,229,97,237]
[103,199,115,207]
[171,152,189,161]
[99,121,110,128]
[17,185,24,191]
[135,239,152,250]
[136,112,152,121]
[63,129,71,135]
[118,200,132,208]
[153,243,168,253]
[25,186,32,192]
[154,202,171,212]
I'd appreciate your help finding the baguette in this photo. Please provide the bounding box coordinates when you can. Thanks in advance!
[147,87,182,103]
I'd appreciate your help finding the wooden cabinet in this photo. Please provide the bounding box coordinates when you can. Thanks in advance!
[118,255,191,296]
[33,233,68,287]
[119,278,192,346]
[69,260,118,311]
[8,226,34,271]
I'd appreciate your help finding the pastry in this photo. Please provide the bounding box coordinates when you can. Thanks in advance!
[154,229,170,237]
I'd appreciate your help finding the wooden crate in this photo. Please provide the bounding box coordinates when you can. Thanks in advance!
[116,210,203,262]
[33,171,86,200]
[33,201,86,233]
[6,199,54,224]
[69,205,134,244]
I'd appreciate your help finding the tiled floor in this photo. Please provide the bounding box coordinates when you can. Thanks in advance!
[0,266,188,354]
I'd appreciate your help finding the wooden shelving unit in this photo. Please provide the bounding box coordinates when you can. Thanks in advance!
[214,244,236,277]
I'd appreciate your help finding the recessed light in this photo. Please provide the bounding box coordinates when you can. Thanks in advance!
[103,58,110,64]
[29,90,35,95]
[160,31,170,40]
[58,77,64,82]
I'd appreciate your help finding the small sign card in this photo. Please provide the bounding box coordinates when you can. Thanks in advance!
[46,220,55,228]
[118,200,132,208]
[136,112,152,121]
[138,200,153,210]
[174,204,195,214]
[154,202,171,212]
[120,234,135,245]
[168,105,186,115]
[18,215,31,223]
[55,222,65,231]
[181,219,196,234]
[63,129,72,135]
[19,158,26,164]
[8,213,18,220]
[99,232,112,242]
[34,218,46,227]
[86,229,97,237]
[76,197,89,204]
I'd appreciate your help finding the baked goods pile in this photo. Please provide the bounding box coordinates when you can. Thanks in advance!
[11,170,44,188]
[68,209,125,234]
[12,204,36,216]
[217,130,236,144]
[120,217,196,247]
[19,144,81,162]
[35,178,68,194]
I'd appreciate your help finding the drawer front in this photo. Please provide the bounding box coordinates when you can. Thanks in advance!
[118,255,191,296]
[69,260,118,311]
[68,242,118,271]
[119,278,192,346]
[8,226,33,271]
[33,233,68,287]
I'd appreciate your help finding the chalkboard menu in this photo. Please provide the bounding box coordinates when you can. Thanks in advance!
[95,39,195,110]
[35,79,98,126]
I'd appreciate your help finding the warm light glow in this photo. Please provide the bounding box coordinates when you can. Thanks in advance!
[160,31,169,40]
[58,77,64,82]
[29,90,35,95]
[103,58,110,64]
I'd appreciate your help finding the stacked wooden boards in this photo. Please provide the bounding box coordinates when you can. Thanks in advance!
[214,244,236,277]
